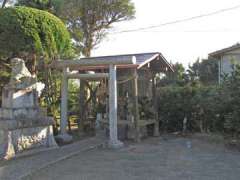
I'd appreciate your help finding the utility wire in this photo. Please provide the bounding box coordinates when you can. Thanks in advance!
[112,4,240,34]
[130,29,240,33]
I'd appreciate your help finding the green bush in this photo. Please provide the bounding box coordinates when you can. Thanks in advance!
[157,85,223,133]
[157,64,240,138]
[0,7,73,128]
[0,6,72,59]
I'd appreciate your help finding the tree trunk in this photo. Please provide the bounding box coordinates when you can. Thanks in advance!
[1,0,8,8]
[78,45,92,132]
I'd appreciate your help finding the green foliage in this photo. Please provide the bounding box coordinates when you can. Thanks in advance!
[0,6,72,59]
[16,0,64,14]
[16,0,135,57]
[68,80,80,114]
[220,65,240,137]
[157,85,222,133]
[0,6,73,130]
[188,58,218,85]
[157,64,240,137]
[160,58,218,87]
[58,0,135,56]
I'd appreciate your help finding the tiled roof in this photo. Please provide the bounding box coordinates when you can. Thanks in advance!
[80,52,173,71]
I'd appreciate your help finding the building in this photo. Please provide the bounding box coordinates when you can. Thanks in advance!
[51,52,173,143]
[209,43,240,83]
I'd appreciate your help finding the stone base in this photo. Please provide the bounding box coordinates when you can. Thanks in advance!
[107,140,124,149]
[0,125,57,160]
[55,133,73,144]
[153,122,160,137]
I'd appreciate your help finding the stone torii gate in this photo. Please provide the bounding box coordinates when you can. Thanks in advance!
[50,57,136,148]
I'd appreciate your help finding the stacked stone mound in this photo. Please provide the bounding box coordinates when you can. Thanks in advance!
[0,58,57,159]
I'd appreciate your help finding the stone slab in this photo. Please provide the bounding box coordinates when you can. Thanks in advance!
[2,88,38,109]
[0,117,54,131]
[0,107,47,120]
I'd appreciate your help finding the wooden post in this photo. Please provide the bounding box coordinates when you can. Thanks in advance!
[79,78,86,133]
[108,64,123,148]
[57,67,72,142]
[152,73,160,137]
[133,69,141,142]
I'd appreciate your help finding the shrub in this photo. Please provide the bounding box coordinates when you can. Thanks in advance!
[157,85,222,133]
[0,6,72,60]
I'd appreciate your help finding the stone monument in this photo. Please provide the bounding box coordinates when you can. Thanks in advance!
[0,58,57,160]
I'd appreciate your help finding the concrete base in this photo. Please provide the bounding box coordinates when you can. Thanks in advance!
[154,122,160,137]
[0,126,58,160]
[107,140,124,149]
[55,133,73,144]
[153,131,160,137]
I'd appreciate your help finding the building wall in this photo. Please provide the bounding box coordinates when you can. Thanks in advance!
[219,49,240,82]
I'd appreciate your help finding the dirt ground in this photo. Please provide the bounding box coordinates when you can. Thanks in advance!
[25,134,240,180]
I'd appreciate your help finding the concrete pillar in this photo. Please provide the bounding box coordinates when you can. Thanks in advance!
[108,64,123,148]
[60,67,68,134]
[57,67,72,143]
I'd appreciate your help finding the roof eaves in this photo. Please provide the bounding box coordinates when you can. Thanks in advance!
[161,54,174,72]
[137,53,160,69]
[209,43,240,57]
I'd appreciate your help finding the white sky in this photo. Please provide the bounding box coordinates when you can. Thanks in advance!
[92,0,240,67]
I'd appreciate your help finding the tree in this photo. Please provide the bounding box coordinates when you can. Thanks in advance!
[0,6,72,72]
[1,0,8,8]
[58,0,135,57]
[16,0,135,132]
[16,0,64,14]
[158,62,189,86]
[17,0,135,56]
[0,6,72,130]
[1,0,16,8]
[188,58,218,85]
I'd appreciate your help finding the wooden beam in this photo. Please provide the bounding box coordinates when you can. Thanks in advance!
[49,56,136,69]
[152,73,160,137]
[67,73,109,80]
[67,64,138,71]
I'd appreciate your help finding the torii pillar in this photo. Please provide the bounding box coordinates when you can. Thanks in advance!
[108,64,123,148]
[56,67,73,143]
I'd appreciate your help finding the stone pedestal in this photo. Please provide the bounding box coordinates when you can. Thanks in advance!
[0,86,57,159]
[0,58,57,159]
[108,140,124,149]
